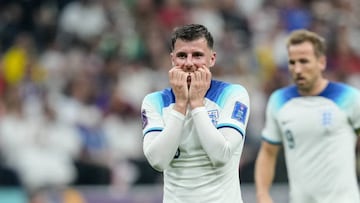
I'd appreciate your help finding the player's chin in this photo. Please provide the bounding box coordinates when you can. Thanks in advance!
[296,82,310,91]
[295,78,306,86]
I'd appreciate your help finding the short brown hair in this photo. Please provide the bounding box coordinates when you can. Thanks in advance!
[286,29,326,57]
[171,24,214,51]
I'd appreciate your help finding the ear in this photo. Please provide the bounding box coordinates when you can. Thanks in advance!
[319,55,326,71]
[170,52,175,66]
[209,51,216,68]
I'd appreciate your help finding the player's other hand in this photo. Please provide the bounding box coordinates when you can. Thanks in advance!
[169,66,189,114]
[189,66,211,109]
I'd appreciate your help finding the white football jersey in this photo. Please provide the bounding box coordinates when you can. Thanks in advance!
[262,82,360,203]
[142,80,250,203]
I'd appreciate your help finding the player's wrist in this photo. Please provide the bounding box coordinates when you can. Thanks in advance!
[191,106,206,116]
[189,100,204,109]
[173,102,187,115]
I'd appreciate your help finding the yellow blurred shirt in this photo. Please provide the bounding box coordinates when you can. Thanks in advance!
[2,46,27,85]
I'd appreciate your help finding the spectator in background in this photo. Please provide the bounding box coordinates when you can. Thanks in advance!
[1,32,45,86]
[56,72,112,186]
[0,86,79,203]
[58,0,108,47]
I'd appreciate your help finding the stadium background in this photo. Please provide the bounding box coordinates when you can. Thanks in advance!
[0,0,359,202]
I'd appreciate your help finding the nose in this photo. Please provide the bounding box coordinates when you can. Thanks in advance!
[293,62,302,74]
[184,55,194,67]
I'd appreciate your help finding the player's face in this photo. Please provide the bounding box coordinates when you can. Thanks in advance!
[170,38,216,73]
[287,41,326,93]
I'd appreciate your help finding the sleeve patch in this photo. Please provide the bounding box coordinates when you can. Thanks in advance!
[231,101,248,124]
[141,109,148,129]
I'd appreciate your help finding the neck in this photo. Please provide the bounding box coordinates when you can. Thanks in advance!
[299,78,329,96]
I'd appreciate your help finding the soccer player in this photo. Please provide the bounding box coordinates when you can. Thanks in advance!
[141,24,250,203]
[255,29,360,203]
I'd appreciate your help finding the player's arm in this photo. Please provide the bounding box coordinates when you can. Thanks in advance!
[191,83,250,166]
[350,87,360,136]
[142,66,190,171]
[188,68,245,166]
[142,93,185,171]
[254,141,281,203]
[191,107,244,166]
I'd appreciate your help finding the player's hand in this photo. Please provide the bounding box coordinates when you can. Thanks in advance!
[189,66,211,109]
[169,66,189,114]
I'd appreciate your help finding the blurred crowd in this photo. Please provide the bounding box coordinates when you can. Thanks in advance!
[0,0,360,202]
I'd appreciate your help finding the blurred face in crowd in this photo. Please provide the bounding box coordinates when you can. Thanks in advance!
[287,41,326,95]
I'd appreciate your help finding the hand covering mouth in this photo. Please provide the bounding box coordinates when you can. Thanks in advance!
[187,74,191,86]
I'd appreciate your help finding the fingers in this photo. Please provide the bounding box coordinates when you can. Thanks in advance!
[169,65,212,109]
[169,67,188,86]
[188,66,211,109]
[191,66,211,84]
[169,67,189,105]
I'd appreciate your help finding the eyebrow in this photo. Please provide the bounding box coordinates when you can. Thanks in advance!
[175,51,204,56]
[288,58,309,64]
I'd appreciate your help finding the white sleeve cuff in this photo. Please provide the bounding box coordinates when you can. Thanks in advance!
[170,108,186,120]
[191,106,207,116]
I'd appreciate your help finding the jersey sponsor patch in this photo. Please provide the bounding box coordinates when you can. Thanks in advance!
[141,109,148,129]
[231,101,248,124]
[208,110,219,126]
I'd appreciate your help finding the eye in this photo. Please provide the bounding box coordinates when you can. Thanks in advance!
[176,52,187,59]
[193,52,204,58]
[299,59,309,64]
